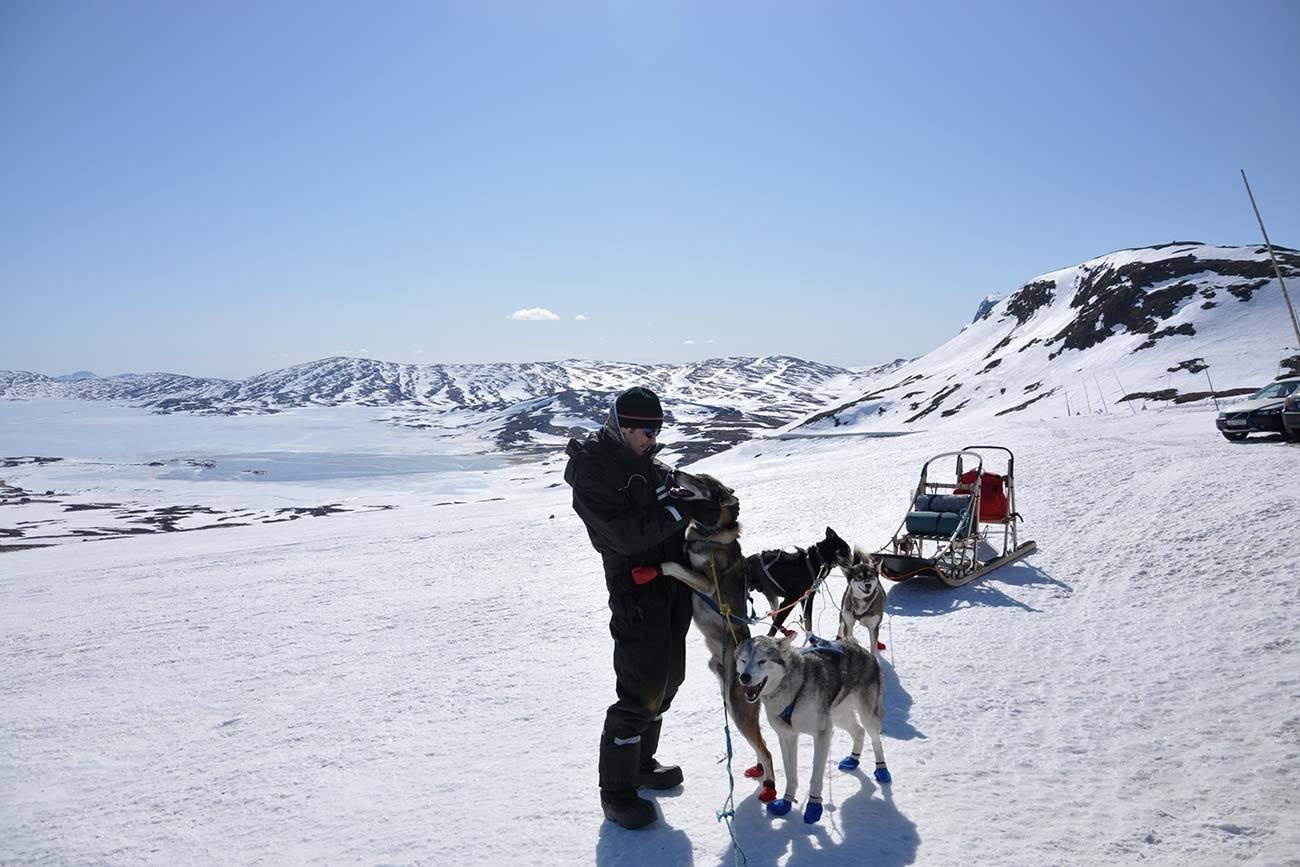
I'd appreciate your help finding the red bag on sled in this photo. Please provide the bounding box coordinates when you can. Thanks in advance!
[956,470,1009,522]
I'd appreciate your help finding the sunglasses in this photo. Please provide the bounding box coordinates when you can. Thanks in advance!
[640,427,661,438]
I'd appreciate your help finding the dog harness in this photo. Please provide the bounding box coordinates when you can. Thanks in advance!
[758,545,831,597]
[777,639,846,724]
[692,589,756,627]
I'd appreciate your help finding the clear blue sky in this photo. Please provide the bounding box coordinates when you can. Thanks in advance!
[3,0,1298,379]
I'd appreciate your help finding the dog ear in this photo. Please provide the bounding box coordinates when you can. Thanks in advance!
[778,629,797,646]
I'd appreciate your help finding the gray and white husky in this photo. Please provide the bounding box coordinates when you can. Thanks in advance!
[837,548,886,654]
[659,469,779,802]
[735,633,891,824]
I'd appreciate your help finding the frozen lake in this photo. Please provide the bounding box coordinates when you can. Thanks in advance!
[152,450,501,482]
[0,399,535,549]
[0,399,503,480]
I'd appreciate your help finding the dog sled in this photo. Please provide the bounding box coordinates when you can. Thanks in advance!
[876,445,1036,587]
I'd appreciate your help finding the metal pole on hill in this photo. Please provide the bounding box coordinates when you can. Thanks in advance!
[1204,365,1221,412]
[1241,170,1300,349]
[1093,376,1109,414]
[1113,371,1138,415]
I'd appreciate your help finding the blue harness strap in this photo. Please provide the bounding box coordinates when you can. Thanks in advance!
[804,636,844,657]
[693,589,755,627]
[778,699,797,725]
[779,638,845,724]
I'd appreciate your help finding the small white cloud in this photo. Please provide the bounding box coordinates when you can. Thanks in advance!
[683,339,696,345]
[706,339,716,344]
[575,314,588,321]
[508,308,560,321]
[413,349,425,354]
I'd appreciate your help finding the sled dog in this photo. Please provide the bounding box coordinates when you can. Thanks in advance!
[746,528,852,636]
[837,547,886,654]
[735,633,891,824]
[659,470,778,801]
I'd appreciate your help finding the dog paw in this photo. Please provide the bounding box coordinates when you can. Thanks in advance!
[766,798,793,817]
[803,802,823,824]
[758,783,778,803]
[874,766,892,784]
[743,763,764,779]
[838,755,860,771]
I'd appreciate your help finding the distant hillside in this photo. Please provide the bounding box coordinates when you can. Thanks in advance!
[796,242,1300,433]
[0,356,901,463]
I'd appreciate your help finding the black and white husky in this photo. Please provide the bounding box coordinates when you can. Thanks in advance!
[658,469,779,802]
[735,633,891,824]
[837,548,887,655]
[746,528,852,636]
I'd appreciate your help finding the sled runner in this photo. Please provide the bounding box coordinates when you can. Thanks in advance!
[876,446,1036,587]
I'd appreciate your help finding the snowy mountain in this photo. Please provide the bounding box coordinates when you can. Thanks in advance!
[797,242,1300,433]
[0,356,894,463]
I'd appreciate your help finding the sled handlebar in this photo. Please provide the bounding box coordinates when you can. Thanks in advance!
[959,445,1014,480]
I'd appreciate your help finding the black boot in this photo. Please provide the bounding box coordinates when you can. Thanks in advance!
[600,788,657,829]
[599,731,657,829]
[637,716,684,790]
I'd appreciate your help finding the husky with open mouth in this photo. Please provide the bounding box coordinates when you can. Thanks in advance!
[734,633,891,824]
[658,469,779,802]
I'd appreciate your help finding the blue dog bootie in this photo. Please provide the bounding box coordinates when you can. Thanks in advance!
[803,799,823,824]
[838,754,860,771]
[874,763,892,784]
[766,798,793,817]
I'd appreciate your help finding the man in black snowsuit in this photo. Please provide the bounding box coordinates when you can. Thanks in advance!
[563,386,719,829]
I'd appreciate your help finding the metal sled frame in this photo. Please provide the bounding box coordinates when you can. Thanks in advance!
[876,446,1037,587]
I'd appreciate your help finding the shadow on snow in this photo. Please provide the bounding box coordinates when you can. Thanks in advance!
[879,656,925,742]
[882,557,1070,618]
[595,805,694,866]
[707,773,920,867]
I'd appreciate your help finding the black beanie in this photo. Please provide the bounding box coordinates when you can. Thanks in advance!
[614,387,663,428]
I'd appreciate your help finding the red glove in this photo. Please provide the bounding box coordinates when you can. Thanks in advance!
[631,565,661,585]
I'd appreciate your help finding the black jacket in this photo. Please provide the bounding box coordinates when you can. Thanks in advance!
[564,429,690,595]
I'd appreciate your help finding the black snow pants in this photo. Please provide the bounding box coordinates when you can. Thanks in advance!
[598,573,694,791]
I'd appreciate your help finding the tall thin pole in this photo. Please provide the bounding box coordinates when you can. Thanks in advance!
[1114,371,1137,415]
[1082,379,1093,415]
[1093,375,1109,414]
[1204,366,1221,412]
[1241,170,1300,348]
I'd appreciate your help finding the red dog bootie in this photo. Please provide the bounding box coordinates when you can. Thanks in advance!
[758,783,779,803]
[743,763,764,779]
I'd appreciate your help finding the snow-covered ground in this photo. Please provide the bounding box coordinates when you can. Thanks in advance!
[2,402,1297,865]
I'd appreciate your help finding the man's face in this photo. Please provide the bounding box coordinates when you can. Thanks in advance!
[621,426,659,457]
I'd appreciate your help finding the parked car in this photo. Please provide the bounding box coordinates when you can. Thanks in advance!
[1216,377,1300,441]
[1283,387,1300,443]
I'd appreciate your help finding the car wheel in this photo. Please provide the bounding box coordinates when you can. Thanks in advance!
[1222,432,1248,442]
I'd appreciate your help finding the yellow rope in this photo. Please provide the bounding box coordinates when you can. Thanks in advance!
[710,552,743,648]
